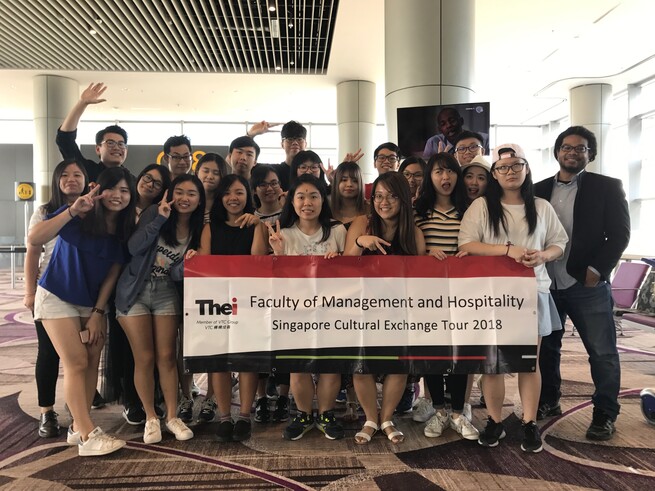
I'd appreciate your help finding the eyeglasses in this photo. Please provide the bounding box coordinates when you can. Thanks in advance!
[141,173,163,190]
[101,139,127,149]
[494,162,526,174]
[559,144,590,154]
[167,154,193,162]
[257,180,281,189]
[375,155,398,164]
[283,137,305,144]
[373,193,399,203]
[402,171,424,180]
[455,144,483,154]
[298,164,321,172]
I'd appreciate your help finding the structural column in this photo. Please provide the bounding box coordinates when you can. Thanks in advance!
[33,75,78,205]
[569,83,612,174]
[384,0,475,143]
[337,80,377,182]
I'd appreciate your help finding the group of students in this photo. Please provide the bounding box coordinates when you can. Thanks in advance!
[25,107,573,457]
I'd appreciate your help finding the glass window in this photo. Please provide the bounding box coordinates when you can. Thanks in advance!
[116,122,183,145]
[309,125,337,149]
[0,120,33,143]
[184,122,246,145]
[75,121,117,145]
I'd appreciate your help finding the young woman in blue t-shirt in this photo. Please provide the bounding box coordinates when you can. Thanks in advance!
[28,166,136,457]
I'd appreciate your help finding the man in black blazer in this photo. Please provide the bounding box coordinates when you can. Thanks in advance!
[535,126,630,440]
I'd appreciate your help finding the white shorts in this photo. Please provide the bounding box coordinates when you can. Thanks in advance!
[33,286,93,321]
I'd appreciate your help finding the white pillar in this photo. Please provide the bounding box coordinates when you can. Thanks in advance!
[384,0,475,142]
[33,75,78,205]
[569,83,612,174]
[337,80,377,183]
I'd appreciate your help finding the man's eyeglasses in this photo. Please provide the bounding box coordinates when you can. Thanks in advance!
[141,174,163,190]
[257,180,281,189]
[373,193,399,203]
[559,144,590,154]
[455,144,483,154]
[402,171,424,180]
[494,162,526,175]
[375,155,398,164]
[298,164,321,172]
[167,154,193,162]
[283,137,305,144]
[101,139,127,149]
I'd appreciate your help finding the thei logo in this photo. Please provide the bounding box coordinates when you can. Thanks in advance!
[195,298,238,316]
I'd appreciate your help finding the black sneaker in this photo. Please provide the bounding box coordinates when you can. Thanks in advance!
[537,401,562,421]
[272,395,290,422]
[155,405,165,419]
[335,389,347,403]
[395,384,415,414]
[197,398,217,424]
[254,397,270,423]
[586,408,616,441]
[38,410,60,438]
[479,394,486,408]
[91,391,106,409]
[317,411,345,440]
[122,406,146,425]
[520,420,543,453]
[478,416,506,447]
[283,412,314,441]
[216,420,234,442]
[177,396,194,423]
[232,419,252,441]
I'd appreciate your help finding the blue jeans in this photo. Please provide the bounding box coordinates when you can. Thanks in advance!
[539,281,621,419]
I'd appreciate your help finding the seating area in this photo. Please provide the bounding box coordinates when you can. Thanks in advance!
[614,258,655,332]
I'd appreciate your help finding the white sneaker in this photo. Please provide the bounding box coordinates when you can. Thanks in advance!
[144,417,162,444]
[78,427,126,456]
[67,424,80,445]
[463,403,472,421]
[166,417,194,441]
[424,411,449,438]
[450,413,479,441]
[412,398,436,423]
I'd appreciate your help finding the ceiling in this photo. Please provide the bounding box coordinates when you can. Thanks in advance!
[0,0,654,126]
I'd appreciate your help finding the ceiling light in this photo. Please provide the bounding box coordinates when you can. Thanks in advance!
[88,25,97,35]
[288,23,293,28]
[268,4,276,12]
[95,17,103,25]
[275,66,281,71]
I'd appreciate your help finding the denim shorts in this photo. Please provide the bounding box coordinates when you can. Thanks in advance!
[117,276,180,317]
[33,285,94,320]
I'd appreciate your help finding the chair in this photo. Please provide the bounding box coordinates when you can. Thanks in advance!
[611,262,651,336]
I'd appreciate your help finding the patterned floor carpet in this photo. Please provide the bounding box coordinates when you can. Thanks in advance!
[0,271,654,490]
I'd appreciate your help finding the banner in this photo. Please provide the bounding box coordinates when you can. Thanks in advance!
[183,255,538,374]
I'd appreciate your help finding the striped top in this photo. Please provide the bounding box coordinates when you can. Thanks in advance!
[414,207,461,255]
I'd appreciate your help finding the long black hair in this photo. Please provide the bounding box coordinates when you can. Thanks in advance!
[279,174,336,243]
[136,163,171,205]
[414,152,467,217]
[485,161,537,237]
[210,174,254,224]
[369,172,418,255]
[80,167,136,241]
[159,174,206,250]
[45,159,89,214]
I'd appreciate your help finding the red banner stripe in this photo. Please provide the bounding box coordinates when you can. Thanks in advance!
[184,255,535,279]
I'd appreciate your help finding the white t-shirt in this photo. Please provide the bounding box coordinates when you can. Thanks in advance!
[280,223,347,256]
[28,206,56,278]
[458,197,568,292]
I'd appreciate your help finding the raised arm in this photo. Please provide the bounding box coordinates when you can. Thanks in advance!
[60,83,107,132]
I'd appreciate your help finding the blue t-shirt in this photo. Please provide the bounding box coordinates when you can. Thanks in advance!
[38,206,128,307]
